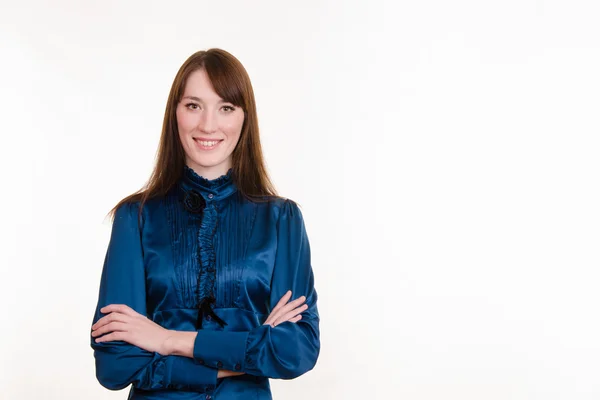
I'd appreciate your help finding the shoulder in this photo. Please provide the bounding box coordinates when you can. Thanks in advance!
[113,193,166,222]
[254,195,300,211]
[240,193,294,210]
[113,200,141,220]
[112,194,165,230]
[268,196,305,226]
[111,201,144,234]
[242,194,304,223]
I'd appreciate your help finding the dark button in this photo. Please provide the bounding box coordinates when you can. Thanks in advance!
[217,361,223,368]
[208,193,214,199]
[198,359,205,365]
[234,363,241,371]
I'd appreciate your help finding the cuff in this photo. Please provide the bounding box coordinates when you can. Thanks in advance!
[193,330,249,372]
[166,355,218,391]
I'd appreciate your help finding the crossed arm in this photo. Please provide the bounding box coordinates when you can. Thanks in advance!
[90,200,319,392]
[91,290,308,379]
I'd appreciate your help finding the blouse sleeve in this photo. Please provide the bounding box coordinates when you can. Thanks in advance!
[91,203,219,392]
[192,199,320,379]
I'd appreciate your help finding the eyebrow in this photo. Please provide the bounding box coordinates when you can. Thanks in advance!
[182,96,231,104]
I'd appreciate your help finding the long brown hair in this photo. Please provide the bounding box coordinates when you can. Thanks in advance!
[109,48,278,220]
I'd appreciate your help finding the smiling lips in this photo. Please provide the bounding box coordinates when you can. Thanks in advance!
[193,138,223,150]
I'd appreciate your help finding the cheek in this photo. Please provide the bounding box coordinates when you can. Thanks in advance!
[176,109,196,133]
[223,114,244,140]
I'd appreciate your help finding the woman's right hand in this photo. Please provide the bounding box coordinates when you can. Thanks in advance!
[218,370,245,378]
[217,291,307,379]
[263,290,308,328]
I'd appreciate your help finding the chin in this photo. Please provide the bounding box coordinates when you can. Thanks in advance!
[187,157,230,171]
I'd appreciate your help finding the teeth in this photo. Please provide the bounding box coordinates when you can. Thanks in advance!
[196,140,220,147]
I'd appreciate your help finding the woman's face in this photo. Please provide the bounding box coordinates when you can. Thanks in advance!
[176,68,245,179]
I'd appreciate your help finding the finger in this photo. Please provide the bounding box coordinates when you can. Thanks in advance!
[288,315,302,323]
[266,295,306,326]
[272,291,292,313]
[91,321,128,337]
[265,296,306,327]
[273,304,308,326]
[273,296,306,319]
[92,312,130,330]
[264,290,292,326]
[92,312,129,329]
[94,331,127,343]
[100,304,138,317]
[263,314,274,327]
[272,313,303,327]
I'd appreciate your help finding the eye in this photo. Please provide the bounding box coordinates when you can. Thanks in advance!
[185,103,200,110]
[222,105,236,112]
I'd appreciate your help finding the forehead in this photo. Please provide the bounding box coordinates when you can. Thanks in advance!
[183,69,221,100]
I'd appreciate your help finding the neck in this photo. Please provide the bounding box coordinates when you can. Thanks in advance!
[179,164,237,203]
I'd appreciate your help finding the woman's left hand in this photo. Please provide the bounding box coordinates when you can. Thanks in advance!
[92,304,173,355]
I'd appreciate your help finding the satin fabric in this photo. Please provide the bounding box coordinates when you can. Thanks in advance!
[90,166,320,399]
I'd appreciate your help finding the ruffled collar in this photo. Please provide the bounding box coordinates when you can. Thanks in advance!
[179,165,238,202]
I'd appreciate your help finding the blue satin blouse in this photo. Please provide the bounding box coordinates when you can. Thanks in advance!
[90,166,320,399]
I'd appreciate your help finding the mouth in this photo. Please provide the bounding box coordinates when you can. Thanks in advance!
[193,138,223,150]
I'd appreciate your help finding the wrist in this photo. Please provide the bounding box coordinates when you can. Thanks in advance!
[166,330,197,358]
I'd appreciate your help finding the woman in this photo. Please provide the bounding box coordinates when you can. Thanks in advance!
[90,48,320,400]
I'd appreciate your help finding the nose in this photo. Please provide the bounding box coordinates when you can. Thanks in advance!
[198,110,217,134]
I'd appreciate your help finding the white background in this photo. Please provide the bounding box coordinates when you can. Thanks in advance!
[1,0,599,399]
